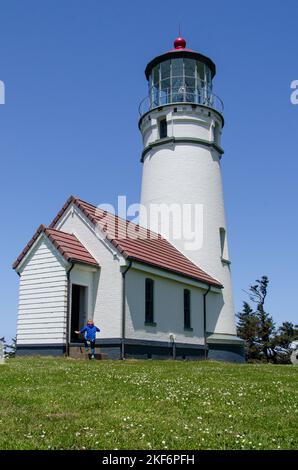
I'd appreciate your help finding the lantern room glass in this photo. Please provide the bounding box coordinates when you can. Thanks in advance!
[148,57,213,109]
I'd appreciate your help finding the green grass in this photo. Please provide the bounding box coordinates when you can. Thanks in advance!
[0,357,297,450]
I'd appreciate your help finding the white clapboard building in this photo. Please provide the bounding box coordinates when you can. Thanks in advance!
[13,37,244,361]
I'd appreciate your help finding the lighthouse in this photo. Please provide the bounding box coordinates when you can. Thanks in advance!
[13,35,244,362]
[139,36,238,344]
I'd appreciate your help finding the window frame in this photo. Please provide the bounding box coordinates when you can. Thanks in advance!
[148,58,212,109]
[159,117,167,139]
[145,278,155,325]
[184,288,192,330]
[219,227,226,258]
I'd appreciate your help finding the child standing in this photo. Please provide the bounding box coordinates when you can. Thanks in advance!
[75,320,100,359]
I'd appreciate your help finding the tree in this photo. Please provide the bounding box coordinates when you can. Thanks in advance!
[237,302,260,360]
[274,322,298,348]
[237,276,276,361]
[238,276,297,363]
[246,276,275,348]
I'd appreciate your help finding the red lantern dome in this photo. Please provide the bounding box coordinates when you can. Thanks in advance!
[173,36,186,49]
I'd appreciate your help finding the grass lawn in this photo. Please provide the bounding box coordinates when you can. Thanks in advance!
[0,357,297,450]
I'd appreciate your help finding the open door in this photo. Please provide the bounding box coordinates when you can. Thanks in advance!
[70,284,87,342]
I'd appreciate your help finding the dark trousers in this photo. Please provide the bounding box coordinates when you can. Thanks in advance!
[83,339,95,354]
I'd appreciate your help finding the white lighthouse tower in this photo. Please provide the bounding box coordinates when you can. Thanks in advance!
[139,36,240,351]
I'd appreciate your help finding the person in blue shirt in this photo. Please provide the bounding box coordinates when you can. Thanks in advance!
[75,319,100,359]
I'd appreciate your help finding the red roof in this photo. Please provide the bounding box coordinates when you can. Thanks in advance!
[49,196,222,287]
[13,224,99,269]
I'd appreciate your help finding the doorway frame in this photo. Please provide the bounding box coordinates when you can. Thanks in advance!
[69,282,89,344]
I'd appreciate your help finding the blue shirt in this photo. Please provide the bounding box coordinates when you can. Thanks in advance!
[80,324,100,341]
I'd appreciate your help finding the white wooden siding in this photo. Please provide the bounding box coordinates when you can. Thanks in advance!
[56,205,123,339]
[17,236,68,345]
[125,268,205,345]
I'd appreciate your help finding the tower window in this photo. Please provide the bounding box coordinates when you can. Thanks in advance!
[219,227,226,259]
[159,118,167,139]
[214,122,220,144]
[184,289,192,330]
[145,278,154,324]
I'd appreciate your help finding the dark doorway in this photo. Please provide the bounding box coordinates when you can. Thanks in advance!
[70,284,87,342]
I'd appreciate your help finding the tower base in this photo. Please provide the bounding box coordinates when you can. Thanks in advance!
[207,333,245,363]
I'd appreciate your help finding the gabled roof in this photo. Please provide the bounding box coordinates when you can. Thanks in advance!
[13,224,99,270]
[49,196,222,288]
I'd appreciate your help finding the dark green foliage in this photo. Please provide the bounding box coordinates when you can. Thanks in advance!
[237,276,275,360]
[237,276,297,363]
[274,322,298,348]
[237,302,260,360]
[247,276,275,347]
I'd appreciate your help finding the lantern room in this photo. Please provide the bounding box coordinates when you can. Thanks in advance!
[139,37,223,116]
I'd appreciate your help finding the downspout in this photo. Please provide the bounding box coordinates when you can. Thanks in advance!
[16,271,20,350]
[66,263,75,357]
[121,260,132,360]
[203,284,211,360]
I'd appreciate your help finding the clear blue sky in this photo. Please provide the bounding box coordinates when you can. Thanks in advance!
[0,0,297,339]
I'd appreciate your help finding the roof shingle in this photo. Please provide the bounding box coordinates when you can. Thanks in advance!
[13,224,99,269]
[49,196,222,287]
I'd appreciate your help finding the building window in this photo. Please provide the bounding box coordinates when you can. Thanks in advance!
[159,118,167,139]
[145,278,154,324]
[184,289,191,329]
